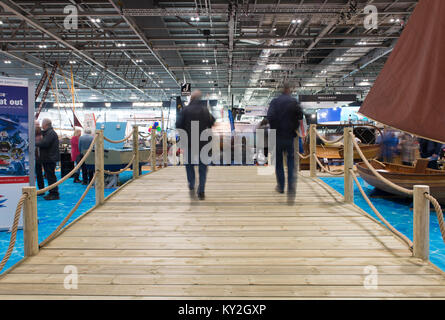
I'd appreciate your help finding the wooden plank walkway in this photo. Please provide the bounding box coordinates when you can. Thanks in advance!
[0,166,445,299]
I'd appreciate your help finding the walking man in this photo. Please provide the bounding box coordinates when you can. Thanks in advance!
[176,90,215,200]
[267,83,303,194]
[35,120,45,194]
[36,118,60,200]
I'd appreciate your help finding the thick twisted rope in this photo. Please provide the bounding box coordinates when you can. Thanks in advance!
[350,132,413,196]
[298,152,311,160]
[138,132,150,138]
[0,193,27,272]
[104,154,136,175]
[37,134,98,195]
[350,169,413,248]
[104,131,133,144]
[424,193,445,244]
[316,130,344,145]
[39,173,97,247]
[313,154,344,176]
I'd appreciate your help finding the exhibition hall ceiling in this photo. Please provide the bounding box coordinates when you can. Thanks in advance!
[0,0,418,106]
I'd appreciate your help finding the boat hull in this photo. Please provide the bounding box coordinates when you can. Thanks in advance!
[356,162,445,204]
[85,148,151,172]
[317,144,380,160]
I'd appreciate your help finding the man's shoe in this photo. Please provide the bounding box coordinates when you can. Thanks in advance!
[43,194,60,201]
[197,192,205,200]
[275,186,284,194]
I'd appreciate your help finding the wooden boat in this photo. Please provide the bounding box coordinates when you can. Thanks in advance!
[356,159,445,204]
[317,144,380,160]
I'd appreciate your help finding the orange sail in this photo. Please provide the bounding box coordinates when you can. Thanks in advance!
[359,0,445,143]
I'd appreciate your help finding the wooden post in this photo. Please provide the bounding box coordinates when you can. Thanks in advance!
[95,130,105,205]
[151,129,157,172]
[132,126,140,179]
[344,127,354,203]
[163,131,168,167]
[309,124,316,177]
[172,135,177,166]
[413,185,430,260]
[22,187,38,257]
[295,135,300,173]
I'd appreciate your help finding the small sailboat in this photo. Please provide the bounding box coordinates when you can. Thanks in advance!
[357,0,445,201]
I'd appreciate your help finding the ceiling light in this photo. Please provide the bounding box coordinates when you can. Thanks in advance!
[396,19,401,23]
[116,43,126,47]
[91,72,98,76]
[130,96,138,100]
[69,60,76,64]
[336,57,344,61]
[38,44,47,49]
[105,103,111,107]
[4,60,11,64]
[357,41,367,46]
[35,73,41,76]
[148,72,155,75]
[205,71,212,75]
[390,18,395,23]
[266,64,281,70]
[0,21,3,25]
[90,18,101,23]
[202,59,209,63]
[198,43,206,47]
[107,81,114,84]
[191,16,200,22]
[291,19,297,24]
[297,19,302,24]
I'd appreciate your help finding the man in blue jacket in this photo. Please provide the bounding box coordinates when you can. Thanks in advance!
[267,83,303,194]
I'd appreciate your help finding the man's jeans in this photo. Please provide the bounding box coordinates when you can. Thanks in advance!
[275,138,295,191]
[185,163,208,194]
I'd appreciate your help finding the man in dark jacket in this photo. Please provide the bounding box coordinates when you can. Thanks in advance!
[34,120,45,193]
[176,90,216,200]
[36,119,60,200]
[267,83,303,194]
[419,138,442,169]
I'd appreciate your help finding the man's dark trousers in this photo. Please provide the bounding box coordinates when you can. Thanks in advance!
[42,162,59,195]
[36,161,45,190]
[185,162,208,194]
[275,137,295,192]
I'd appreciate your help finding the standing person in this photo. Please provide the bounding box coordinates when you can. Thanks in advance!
[78,128,95,185]
[36,119,60,200]
[419,138,442,170]
[176,90,215,200]
[35,120,45,194]
[71,128,82,183]
[400,133,418,166]
[267,83,304,194]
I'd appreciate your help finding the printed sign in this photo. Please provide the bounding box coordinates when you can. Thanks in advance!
[181,83,191,96]
[0,77,31,230]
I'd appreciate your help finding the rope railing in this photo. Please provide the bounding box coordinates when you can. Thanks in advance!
[298,152,311,160]
[36,134,98,195]
[39,173,97,247]
[104,154,136,175]
[315,130,344,145]
[350,169,413,248]
[0,193,28,272]
[313,154,345,176]
[104,131,133,144]
[424,193,445,244]
[349,131,413,196]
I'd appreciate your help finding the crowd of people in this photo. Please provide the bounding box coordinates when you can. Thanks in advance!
[379,128,444,169]
[34,119,94,201]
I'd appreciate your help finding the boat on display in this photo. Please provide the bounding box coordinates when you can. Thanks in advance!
[356,159,445,204]
[356,0,445,201]
[85,122,150,172]
[318,144,380,160]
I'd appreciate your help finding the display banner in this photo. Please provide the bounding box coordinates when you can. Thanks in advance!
[0,77,33,230]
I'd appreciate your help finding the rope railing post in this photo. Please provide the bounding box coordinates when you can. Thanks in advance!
[172,134,178,166]
[413,185,430,260]
[151,129,157,172]
[132,126,140,179]
[163,131,168,168]
[95,130,105,205]
[295,135,300,173]
[344,127,354,203]
[309,124,317,177]
[22,187,38,257]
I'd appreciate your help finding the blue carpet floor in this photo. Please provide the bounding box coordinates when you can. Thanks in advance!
[321,176,445,271]
[0,170,148,274]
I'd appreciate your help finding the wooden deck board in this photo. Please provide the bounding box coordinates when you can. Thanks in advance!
[0,166,444,299]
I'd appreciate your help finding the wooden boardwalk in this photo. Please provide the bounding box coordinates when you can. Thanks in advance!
[0,166,445,299]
